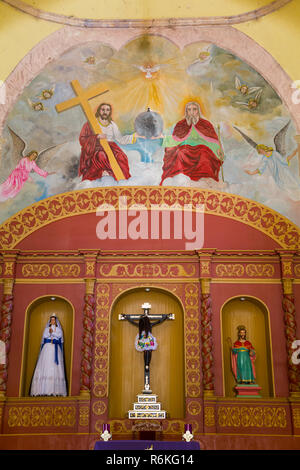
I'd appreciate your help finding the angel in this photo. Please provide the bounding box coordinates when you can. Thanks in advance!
[190,47,212,67]
[27,99,46,112]
[235,89,263,110]
[0,127,64,202]
[235,76,262,96]
[38,86,55,100]
[234,122,300,200]
[84,56,96,65]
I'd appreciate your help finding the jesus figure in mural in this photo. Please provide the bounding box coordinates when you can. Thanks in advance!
[79,103,137,182]
[159,101,224,185]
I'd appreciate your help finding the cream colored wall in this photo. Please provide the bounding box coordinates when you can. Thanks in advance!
[0,0,299,82]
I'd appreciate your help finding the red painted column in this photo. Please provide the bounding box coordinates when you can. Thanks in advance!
[278,251,300,397]
[0,251,18,397]
[198,250,217,435]
[79,251,98,399]
[198,251,215,397]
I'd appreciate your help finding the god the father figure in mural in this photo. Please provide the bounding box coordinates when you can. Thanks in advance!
[79,103,137,182]
[160,101,224,185]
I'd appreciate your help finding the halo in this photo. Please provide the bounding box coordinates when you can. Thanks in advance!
[178,96,207,117]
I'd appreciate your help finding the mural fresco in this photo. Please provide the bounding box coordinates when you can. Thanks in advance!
[0,35,299,225]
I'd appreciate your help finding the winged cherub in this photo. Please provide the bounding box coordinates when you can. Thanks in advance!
[38,86,56,100]
[234,122,300,200]
[190,47,212,67]
[235,76,262,96]
[27,99,47,112]
[235,89,263,110]
[0,127,64,202]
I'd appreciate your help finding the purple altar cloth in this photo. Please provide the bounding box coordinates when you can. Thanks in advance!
[94,440,200,450]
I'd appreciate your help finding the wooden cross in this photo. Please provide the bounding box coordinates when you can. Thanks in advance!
[55,80,125,180]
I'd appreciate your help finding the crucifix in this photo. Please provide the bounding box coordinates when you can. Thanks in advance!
[119,303,175,394]
[55,80,125,180]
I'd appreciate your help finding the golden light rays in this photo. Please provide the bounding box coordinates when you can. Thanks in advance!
[96,35,194,129]
[84,35,279,137]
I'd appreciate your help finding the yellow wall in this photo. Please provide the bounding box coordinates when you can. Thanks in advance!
[0,0,299,82]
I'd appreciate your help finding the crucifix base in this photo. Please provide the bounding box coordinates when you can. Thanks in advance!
[128,393,167,420]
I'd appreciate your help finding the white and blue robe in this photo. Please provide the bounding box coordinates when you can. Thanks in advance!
[30,323,67,396]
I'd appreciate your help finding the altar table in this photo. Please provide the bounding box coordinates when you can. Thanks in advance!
[94,440,200,450]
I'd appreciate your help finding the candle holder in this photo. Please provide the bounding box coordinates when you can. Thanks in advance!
[182,424,193,442]
[101,423,112,441]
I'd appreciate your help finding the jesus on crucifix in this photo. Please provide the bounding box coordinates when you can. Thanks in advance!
[79,102,137,182]
[119,303,174,393]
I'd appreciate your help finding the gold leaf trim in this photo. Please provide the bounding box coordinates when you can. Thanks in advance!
[0,188,298,250]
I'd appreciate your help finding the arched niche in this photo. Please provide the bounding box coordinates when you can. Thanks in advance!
[221,296,274,398]
[108,287,185,419]
[20,295,74,397]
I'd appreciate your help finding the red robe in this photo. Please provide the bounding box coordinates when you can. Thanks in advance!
[79,122,131,181]
[160,118,223,185]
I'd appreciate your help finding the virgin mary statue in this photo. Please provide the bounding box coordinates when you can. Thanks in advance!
[30,315,67,396]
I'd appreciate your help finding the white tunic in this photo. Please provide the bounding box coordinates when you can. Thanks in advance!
[98,120,136,145]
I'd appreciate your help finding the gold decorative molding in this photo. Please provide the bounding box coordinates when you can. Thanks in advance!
[186,401,201,416]
[85,278,96,295]
[4,262,14,276]
[200,261,210,276]
[99,263,196,278]
[2,0,292,28]
[22,264,51,277]
[212,278,281,284]
[79,406,89,427]
[218,406,287,428]
[79,390,90,400]
[22,263,81,277]
[86,261,96,277]
[204,406,215,427]
[93,284,110,399]
[92,400,107,416]
[245,264,275,277]
[216,264,244,277]
[3,278,14,295]
[7,406,76,427]
[0,188,298,250]
[292,409,300,428]
[200,278,211,295]
[282,278,294,295]
[163,419,199,434]
[282,261,293,276]
[15,278,84,284]
[52,264,81,277]
[295,265,300,277]
[185,283,201,398]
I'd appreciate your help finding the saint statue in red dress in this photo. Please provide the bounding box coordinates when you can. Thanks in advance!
[160,101,224,185]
